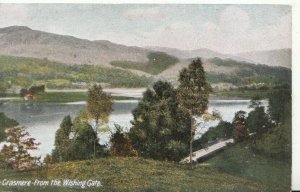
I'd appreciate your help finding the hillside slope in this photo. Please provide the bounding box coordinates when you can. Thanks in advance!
[156,57,291,88]
[0,26,150,66]
[234,49,291,68]
[0,157,276,192]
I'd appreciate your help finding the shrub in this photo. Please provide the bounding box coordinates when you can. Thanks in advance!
[110,125,137,157]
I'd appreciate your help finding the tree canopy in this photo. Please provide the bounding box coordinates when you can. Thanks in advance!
[233,110,248,142]
[86,84,112,128]
[52,115,106,162]
[0,127,40,170]
[129,81,191,161]
[177,58,211,116]
[0,113,19,142]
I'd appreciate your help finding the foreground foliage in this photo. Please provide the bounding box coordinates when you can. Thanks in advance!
[0,127,40,170]
[207,143,290,190]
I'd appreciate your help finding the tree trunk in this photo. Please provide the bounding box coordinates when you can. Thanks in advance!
[94,118,99,158]
[189,116,193,165]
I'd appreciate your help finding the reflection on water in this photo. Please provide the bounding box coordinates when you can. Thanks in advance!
[0,99,267,157]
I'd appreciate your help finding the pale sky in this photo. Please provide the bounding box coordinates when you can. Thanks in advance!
[0,4,291,54]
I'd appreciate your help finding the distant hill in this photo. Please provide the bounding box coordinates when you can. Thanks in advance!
[146,46,255,63]
[234,49,291,68]
[0,26,150,66]
[155,57,291,88]
[0,26,292,90]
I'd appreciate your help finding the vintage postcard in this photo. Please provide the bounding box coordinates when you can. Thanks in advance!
[0,1,297,191]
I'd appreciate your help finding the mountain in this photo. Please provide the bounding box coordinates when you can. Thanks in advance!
[145,46,227,59]
[234,49,291,68]
[0,26,291,90]
[0,26,150,66]
[146,46,253,63]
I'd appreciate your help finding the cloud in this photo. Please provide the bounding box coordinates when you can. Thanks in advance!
[124,7,166,20]
[0,4,29,28]
[48,5,292,54]
[134,6,291,54]
[0,5,291,54]
[219,6,250,33]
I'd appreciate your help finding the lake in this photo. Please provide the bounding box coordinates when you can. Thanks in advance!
[0,99,267,158]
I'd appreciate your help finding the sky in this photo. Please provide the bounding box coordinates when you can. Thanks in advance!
[0,4,292,54]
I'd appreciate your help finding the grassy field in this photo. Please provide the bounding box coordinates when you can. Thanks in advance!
[206,143,291,190]
[0,56,152,88]
[4,92,136,103]
[207,58,291,87]
[111,52,179,75]
[213,89,272,99]
[0,156,279,192]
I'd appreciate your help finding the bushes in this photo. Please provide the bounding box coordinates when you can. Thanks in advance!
[110,125,137,157]
[252,89,291,160]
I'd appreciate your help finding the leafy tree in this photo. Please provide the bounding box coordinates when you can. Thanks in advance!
[268,89,291,124]
[67,120,104,161]
[52,115,72,162]
[246,106,271,134]
[0,127,40,170]
[52,115,106,162]
[253,88,291,160]
[177,58,211,163]
[29,85,45,95]
[0,81,10,97]
[20,88,29,97]
[255,120,291,160]
[0,113,19,142]
[232,111,248,142]
[43,154,54,165]
[129,81,191,161]
[110,125,137,157]
[86,84,112,157]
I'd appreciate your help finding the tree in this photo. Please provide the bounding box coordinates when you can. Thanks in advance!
[0,113,19,142]
[0,127,40,170]
[86,84,112,157]
[177,58,211,163]
[43,154,54,166]
[246,106,271,134]
[255,120,291,160]
[253,88,291,160]
[129,81,191,161]
[52,115,106,162]
[28,85,45,95]
[268,89,291,124]
[232,111,248,142]
[52,115,72,162]
[110,125,137,157]
[67,120,103,160]
[20,88,29,97]
[0,81,10,97]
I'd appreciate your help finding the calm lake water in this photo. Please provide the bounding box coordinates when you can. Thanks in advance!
[0,99,267,158]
